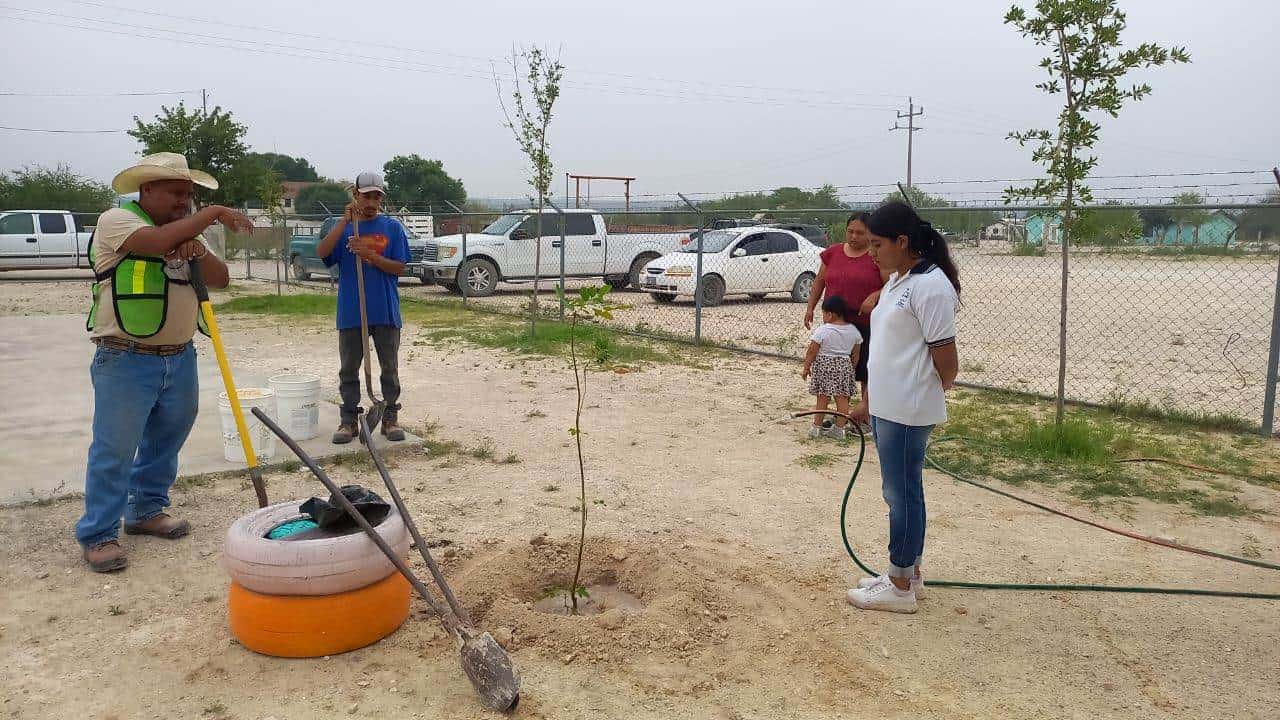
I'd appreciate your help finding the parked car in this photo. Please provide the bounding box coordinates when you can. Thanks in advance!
[640,227,820,306]
[421,209,692,296]
[287,216,432,284]
[0,210,94,271]
[769,222,829,247]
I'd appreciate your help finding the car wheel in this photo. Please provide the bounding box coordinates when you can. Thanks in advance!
[605,274,630,290]
[653,292,676,304]
[460,258,498,297]
[791,272,815,303]
[627,253,661,291]
[700,275,725,307]
[290,255,310,282]
[749,293,768,300]
[443,282,462,295]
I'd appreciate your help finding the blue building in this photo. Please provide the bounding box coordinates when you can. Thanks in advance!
[1146,210,1239,246]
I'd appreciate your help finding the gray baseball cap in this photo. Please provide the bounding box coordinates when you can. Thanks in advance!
[354,171,385,195]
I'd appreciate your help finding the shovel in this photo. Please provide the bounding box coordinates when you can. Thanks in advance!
[350,215,386,435]
[252,407,521,713]
[189,258,269,508]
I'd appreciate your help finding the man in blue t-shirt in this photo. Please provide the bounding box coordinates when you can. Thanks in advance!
[317,171,411,443]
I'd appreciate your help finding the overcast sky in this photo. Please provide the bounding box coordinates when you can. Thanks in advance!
[1,0,1277,206]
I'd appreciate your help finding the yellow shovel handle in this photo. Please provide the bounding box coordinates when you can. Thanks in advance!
[199,300,260,472]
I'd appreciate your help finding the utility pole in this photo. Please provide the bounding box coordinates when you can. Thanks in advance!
[201,88,208,116]
[891,96,924,190]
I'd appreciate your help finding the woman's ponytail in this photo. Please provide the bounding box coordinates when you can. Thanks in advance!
[865,201,961,294]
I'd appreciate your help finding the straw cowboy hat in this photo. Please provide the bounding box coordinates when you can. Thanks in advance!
[112,152,219,194]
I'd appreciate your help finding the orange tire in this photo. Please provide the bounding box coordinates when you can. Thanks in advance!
[228,572,411,658]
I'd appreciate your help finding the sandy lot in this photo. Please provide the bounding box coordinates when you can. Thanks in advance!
[1,303,1277,720]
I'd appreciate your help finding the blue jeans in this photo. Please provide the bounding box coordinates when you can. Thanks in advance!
[75,343,199,547]
[871,416,934,578]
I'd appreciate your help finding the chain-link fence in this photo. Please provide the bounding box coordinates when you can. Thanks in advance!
[239,203,1280,433]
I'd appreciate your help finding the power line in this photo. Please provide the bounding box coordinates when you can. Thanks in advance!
[0,123,124,133]
[0,89,197,97]
[890,97,925,187]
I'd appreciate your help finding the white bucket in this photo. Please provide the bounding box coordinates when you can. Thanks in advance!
[218,388,277,463]
[269,373,322,441]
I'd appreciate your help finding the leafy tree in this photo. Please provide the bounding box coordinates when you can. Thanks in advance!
[1073,202,1141,246]
[383,154,466,210]
[497,45,564,334]
[246,152,320,182]
[1138,206,1173,237]
[1169,191,1211,246]
[0,164,115,212]
[880,187,999,238]
[128,103,249,205]
[1237,191,1280,244]
[702,185,844,213]
[1004,0,1189,426]
[217,153,283,210]
[295,182,351,216]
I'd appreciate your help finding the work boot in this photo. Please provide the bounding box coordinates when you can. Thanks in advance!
[381,414,406,442]
[332,422,356,444]
[83,540,128,573]
[124,513,190,539]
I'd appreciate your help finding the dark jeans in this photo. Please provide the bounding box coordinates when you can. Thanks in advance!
[871,416,934,577]
[339,325,401,425]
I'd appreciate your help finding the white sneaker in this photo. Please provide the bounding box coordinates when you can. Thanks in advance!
[858,574,926,599]
[822,425,847,440]
[807,426,822,439]
[846,578,918,614]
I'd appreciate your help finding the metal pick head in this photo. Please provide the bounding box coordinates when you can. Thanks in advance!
[459,632,521,713]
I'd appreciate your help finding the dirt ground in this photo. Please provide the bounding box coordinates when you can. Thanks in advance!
[1,295,1278,720]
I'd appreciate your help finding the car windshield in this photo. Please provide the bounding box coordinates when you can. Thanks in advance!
[480,214,526,235]
[679,229,740,253]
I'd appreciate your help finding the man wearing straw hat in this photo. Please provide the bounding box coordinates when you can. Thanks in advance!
[77,152,253,573]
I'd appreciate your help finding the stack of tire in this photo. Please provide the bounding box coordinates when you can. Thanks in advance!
[221,500,413,658]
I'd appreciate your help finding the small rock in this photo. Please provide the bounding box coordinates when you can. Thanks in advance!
[879,645,889,658]
[493,498,503,505]
[609,549,629,562]
[322,656,330,661]
[491,627,514,649]
[356,680,371,688]
[561,652,576,664]
[893,690,907,698]
[596,609,625,630]
[346,703,359,715]
[954,607,968,615]
[808,594,817,601]
[442,548,457,559]
[1102,682,1116,691]
[529,534,548,546]
[36,571,49,580]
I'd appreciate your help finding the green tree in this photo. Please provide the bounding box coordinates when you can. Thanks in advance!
[383,154,466,210]
[295,182,351,216]
[1170,191,1211,246]
[1138,206,1173,238]
[1004,0,1189,426]
[0,164,115,212]
[880,187,999,239]
[1073,202,1141,246]
[1237,191,1280,244]
[498,45,565,334]
[128,103,249,204]
[246,152,320,182]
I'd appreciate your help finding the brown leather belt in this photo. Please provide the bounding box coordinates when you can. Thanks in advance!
[93,336,190,357]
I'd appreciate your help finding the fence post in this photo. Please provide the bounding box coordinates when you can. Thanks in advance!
[444,201,467,302]
[678,193,706,345]
[275,215,283,296]
[546,200,567,321]
[1262,254,1280,436]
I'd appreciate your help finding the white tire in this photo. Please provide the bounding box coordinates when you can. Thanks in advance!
[220,500,410,596]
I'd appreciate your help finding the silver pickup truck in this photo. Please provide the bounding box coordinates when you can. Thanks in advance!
[0,210,94,271]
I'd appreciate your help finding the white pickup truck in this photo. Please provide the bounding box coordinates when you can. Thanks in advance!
[0,210,94,271]
[421,209,690,296]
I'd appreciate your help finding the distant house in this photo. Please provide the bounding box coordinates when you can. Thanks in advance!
[281,181,321,215]
[1026,213,1062,246]
[981,219,1023,241]
[1145,209,1239,246]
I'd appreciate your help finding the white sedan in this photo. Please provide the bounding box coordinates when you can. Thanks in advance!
[639,226,820,306]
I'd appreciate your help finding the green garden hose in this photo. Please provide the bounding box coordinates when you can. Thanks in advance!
[797,412,1280,601]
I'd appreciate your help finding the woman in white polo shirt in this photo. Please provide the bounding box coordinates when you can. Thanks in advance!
[846,200,960,614]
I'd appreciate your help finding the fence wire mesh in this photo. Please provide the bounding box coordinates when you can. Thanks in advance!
[238,202,1280,431]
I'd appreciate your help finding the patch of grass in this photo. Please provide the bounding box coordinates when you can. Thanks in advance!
[797,453,840,470]
[961,360,987,373]
[107,605,124,616]
[469,441,496,461]
[424,438,464,457]
[1148,245,1246,258]
[927,390,1276,517]
[216,294,336,316]
[543,484,560,492]
[174,473,218,491]
[278,460,302,473]
[499,453,521,465]
[1102,395,1259,434]
[202,701,227,717]
[1011,241,1043,256]
[525,409,547,419]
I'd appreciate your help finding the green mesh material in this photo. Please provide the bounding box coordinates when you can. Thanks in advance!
[266,519,319,539]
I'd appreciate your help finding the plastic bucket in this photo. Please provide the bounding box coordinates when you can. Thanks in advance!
[219,388,277,463]
[270,373,322,441]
